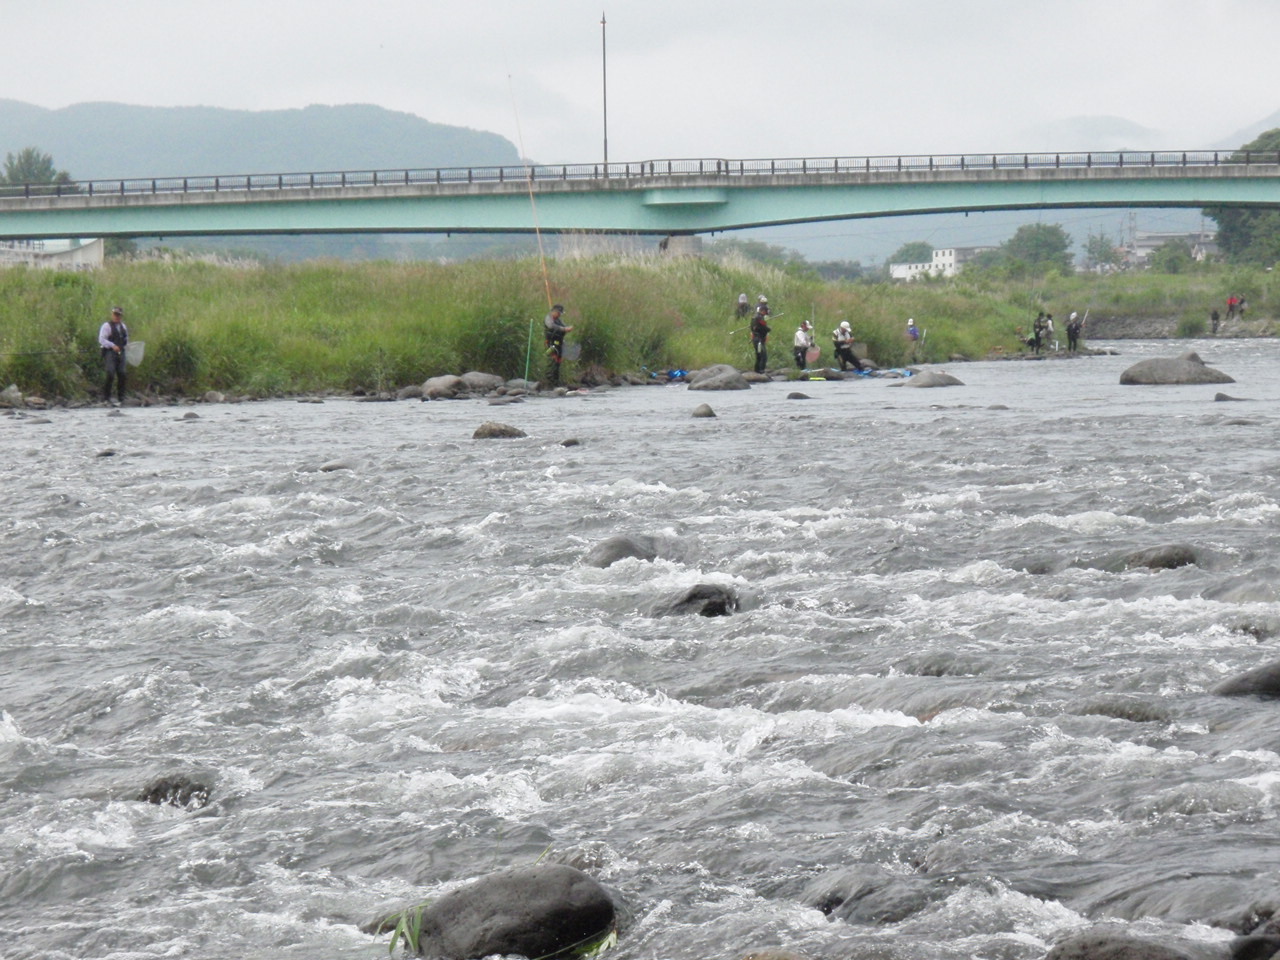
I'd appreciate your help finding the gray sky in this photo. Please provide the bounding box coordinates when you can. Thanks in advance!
[11,0,1280,164]
[9,0,1280,260]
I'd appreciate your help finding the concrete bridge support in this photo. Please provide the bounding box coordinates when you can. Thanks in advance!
[659,235,703,257]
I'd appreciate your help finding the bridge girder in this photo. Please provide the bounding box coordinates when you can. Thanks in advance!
[2,165,1279,240]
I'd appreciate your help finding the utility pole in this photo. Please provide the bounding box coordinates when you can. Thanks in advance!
[601,12,609,178]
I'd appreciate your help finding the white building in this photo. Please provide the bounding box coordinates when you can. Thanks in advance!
[889,245,995,280]
[0,238,104,270]
[1124,230,1218,267]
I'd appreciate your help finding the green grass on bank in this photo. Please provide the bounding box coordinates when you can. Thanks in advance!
[0,257,1275,400]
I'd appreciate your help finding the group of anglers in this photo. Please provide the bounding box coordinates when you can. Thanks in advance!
[740,293,897,374]
[1024,310,1086,354]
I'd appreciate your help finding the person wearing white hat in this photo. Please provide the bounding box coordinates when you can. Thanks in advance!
[793,320,815,369]
[832,319,864,372]
[1066,311,1084,352]
[905,318,921,362]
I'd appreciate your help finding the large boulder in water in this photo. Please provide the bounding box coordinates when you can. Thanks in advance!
[905,369,964,388]
[1119,352,1234,385]
[1046,929,1221,959]
[1211,659,1280,699]
[688,364,751,391]
[370,864,616,959]
[472,421,526,439]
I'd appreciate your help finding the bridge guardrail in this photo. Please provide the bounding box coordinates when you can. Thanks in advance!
[2,149,1279,201]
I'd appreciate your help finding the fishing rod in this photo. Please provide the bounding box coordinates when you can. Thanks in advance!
[508,72,557,383]
[728,312,784,335]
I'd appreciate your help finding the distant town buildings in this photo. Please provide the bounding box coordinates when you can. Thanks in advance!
[0,238,103,270]
[1123,230,1218,268]
[888,245,995,280]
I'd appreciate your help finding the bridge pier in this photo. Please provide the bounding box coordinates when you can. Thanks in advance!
[658,235,702,257]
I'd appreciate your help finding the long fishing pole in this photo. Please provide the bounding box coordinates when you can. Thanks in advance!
[508,72,555,383]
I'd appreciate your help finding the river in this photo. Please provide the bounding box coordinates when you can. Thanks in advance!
[3,338,1279,960]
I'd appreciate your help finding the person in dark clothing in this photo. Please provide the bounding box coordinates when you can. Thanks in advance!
[1066,311,1083,352]
[1031,312,1047,355]
[1211,308,1220,334]
[832,320,864,371]
[98,306,129,404]
[543,304,573,386]
[750,297,771,374]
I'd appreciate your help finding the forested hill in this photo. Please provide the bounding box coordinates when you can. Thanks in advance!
[0,100,521,179]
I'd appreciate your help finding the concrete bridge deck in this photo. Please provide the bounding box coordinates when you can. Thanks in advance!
[1,150,1278,240]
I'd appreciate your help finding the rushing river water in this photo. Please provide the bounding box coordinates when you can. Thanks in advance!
[3,338,1280,960]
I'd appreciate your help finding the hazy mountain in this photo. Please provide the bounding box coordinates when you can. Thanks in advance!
[0,100,520,179]
[1016,115,1164,152]
[1214,109,1280,150]
[0,100,528,261]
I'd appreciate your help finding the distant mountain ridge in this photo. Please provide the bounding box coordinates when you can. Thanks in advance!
[0,100,521,180]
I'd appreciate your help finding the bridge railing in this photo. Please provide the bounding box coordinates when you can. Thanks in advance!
[2,149,1279,200]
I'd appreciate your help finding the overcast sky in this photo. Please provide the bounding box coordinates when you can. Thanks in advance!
[11,0,1280,163]
[9,0,1280,259]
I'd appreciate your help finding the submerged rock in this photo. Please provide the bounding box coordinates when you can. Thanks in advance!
[137,775,211,810]
[472,421,526,439]
[654,583,739,617]
[584,535,659,568]
[1212,659,1280,699]
[1121,544,1200,570]
[1046,929,1218,960]
[691,403,716,418]
[367,864,615,960]
[1120,351,1234,385]
[802,866,949,923]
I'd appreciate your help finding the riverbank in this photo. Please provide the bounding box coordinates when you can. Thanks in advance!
[1078,314,1277,339]
[0,258,1273,401]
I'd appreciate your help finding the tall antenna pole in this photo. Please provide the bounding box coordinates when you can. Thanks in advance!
[601,12,609,178]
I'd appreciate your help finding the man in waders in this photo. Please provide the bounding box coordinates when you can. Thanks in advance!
[793,320,814,370]
[832,320,865,371]
[750,297,771,374]
[98,306,129,405]
[544,304,573,386]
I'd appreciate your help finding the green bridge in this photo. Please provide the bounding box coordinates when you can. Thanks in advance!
[2,150,1279,241]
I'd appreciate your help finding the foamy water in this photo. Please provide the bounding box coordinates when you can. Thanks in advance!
[2,338,1279,959]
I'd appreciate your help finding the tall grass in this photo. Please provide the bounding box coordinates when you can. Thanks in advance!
[0,258,1274,400]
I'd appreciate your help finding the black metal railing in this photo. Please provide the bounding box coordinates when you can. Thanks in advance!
[1,149,1278,201]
